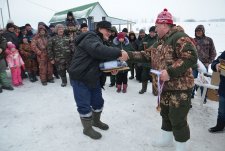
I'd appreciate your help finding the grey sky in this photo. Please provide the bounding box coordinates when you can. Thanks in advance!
[0,0,225,28]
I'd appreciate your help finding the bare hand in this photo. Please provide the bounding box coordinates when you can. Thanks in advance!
[216,63,221,72]
[119,50,129,61]
[111,70,118,75]
[160,70,170,81]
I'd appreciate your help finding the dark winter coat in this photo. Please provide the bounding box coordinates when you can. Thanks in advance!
[69,31,122,88]
[128,32,138,50]
[211,51,225,97]
[2,31,19,48]
[0,34,7,72]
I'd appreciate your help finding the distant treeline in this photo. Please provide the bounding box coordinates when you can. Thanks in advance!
[184,19,225,22]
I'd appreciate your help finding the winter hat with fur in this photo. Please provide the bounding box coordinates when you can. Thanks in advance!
[55,24,64,32]
[117,32,125,39]
[155,8,173,24]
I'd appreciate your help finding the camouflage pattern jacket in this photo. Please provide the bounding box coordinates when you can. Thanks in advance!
[128,27,198,91]
[47,35,71,64]
[194,36,217,66]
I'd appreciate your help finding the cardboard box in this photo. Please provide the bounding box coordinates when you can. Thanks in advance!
[207,89,219,102]
[211,72,220,86]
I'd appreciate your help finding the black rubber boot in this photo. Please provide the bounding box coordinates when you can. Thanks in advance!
[208,119,225,133]
[139,81,147,94]
[92,111,109,130]
[28,73,35,82]
[33,72,38,82]
[80,117,102,139]
[61,76,67,87]
[2,85,14,90]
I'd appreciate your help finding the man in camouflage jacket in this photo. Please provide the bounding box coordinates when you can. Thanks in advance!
[47,24,71,87]
[127,9,197,150]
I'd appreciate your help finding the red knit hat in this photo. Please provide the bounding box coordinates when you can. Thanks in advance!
[155,8,173,24]
[117,32,125,39]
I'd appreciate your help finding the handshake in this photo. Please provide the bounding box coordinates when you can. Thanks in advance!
[118,50,129,61]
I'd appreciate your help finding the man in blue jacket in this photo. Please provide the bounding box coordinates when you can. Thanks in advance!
[69,21,128,139]
[209,51,225,133]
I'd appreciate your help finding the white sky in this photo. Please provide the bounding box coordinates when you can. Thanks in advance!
[0,0,225,28]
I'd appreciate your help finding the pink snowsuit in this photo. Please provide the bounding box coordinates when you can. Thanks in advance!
[5,43,24,86]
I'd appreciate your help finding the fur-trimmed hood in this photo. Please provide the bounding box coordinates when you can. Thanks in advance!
[113,36,129,46]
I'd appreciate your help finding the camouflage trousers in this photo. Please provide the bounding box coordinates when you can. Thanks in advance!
[55,60,69,78]
[160,90,192,142]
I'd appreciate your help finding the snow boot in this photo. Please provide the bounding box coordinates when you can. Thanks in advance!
[33,73,38,82]
[92,111,109,130]
[122,84,127,93]
[61,76,67,87]
[0,86,2,93]
[152,130,173,147]
[117,85,122,93]
[2,85,14,90]
[139,81,147,94]
[28,73,35,82]
[208,119,225,133]
[80,117,102,139]
[175,141,186,151]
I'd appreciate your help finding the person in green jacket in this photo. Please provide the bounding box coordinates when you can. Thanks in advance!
[139,26,157,94]
[126,9,197,151]
[0,34,14,93]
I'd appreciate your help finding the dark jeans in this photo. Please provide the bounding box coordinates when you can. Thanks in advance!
[218,96,225,122]
[116,71,128,85]
[71,80,104,117]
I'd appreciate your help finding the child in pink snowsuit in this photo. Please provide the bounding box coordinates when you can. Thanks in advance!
[5,42,25,86]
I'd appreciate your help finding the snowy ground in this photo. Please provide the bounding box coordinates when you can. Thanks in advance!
[0,73,224,151]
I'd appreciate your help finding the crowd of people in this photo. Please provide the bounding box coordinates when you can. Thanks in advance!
[0,8,224,151]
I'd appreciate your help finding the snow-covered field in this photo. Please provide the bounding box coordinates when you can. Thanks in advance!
[0,21,225,151]
[0,73,224,151]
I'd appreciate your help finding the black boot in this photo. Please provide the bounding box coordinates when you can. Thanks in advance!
[33,72,38,82]
[2,85,14,90]
[139,81,148,94]
[28,73,35,82]
[47,78,54,83]
[92,111,109,130]
[61,76,67,87]
[208,119,225,133]
[109,83,115,87]
[80,117,102,139]
[0,87,2,93]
